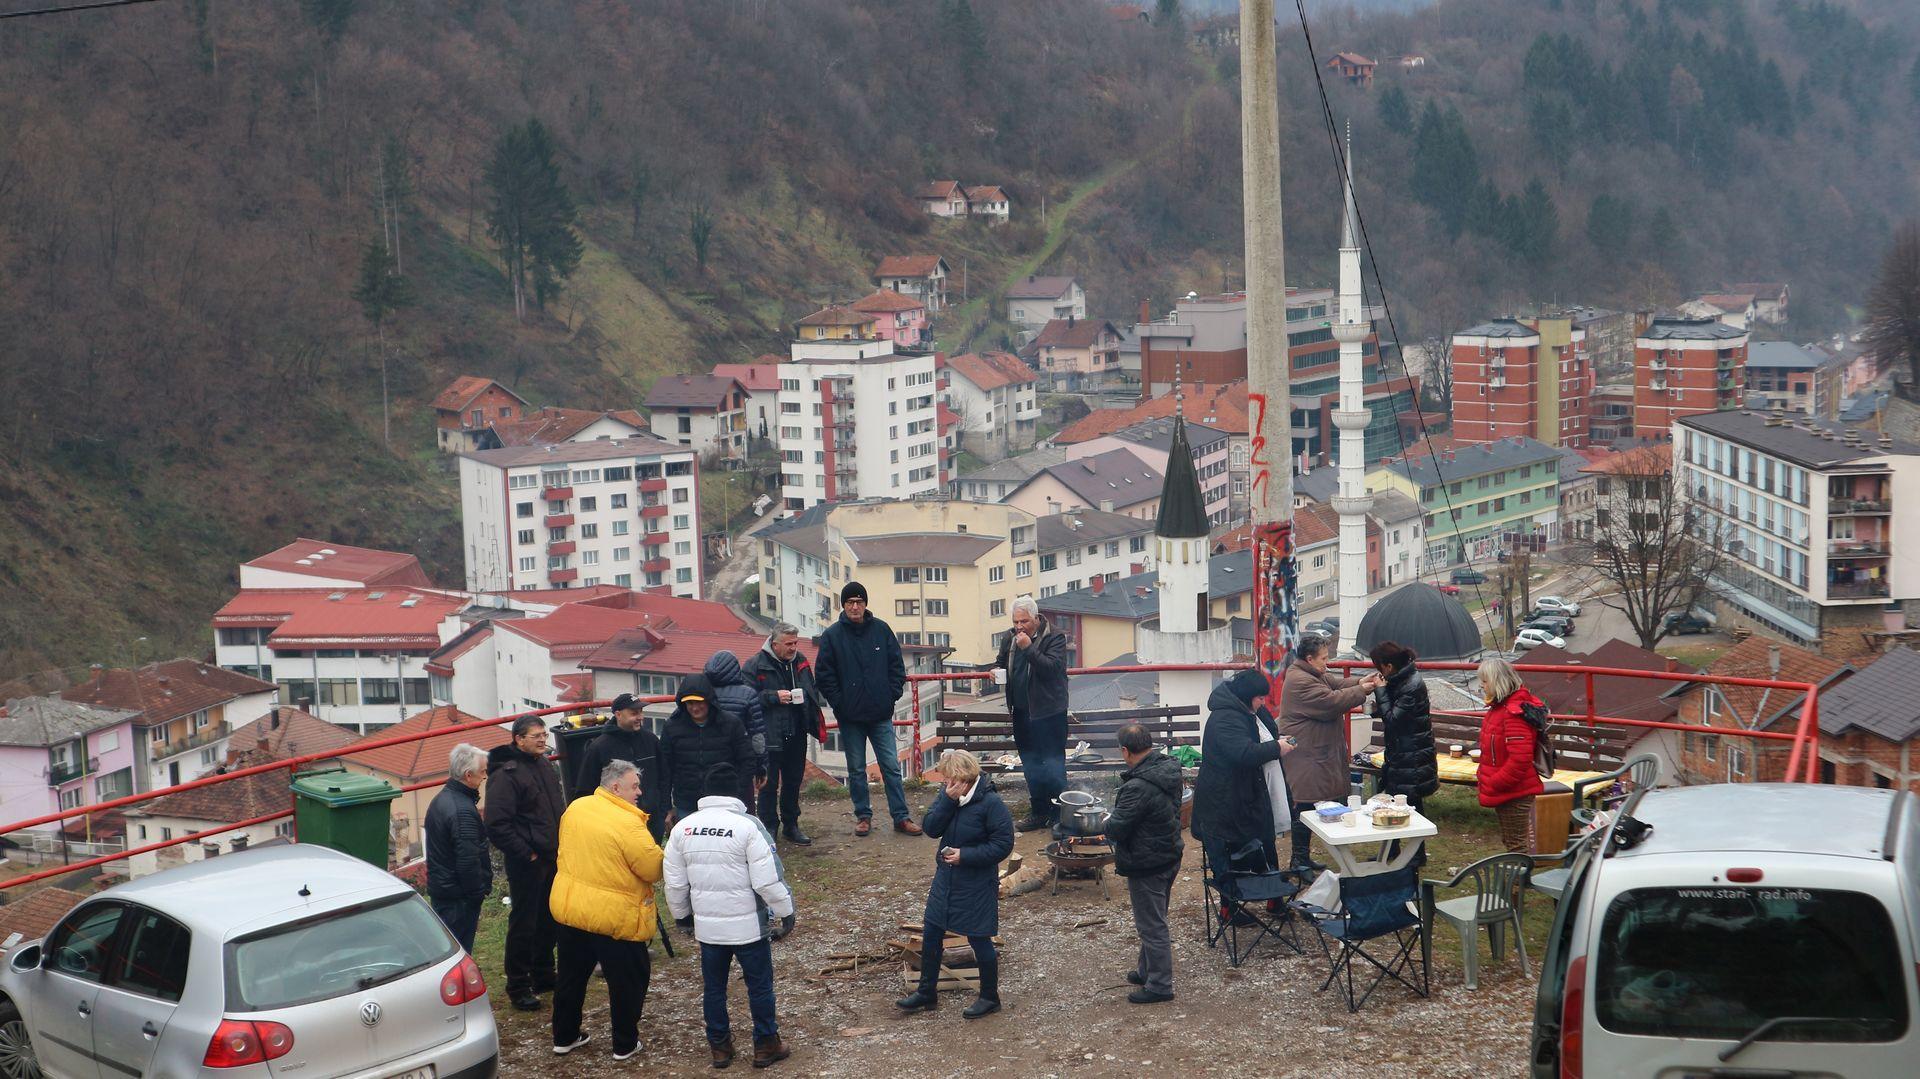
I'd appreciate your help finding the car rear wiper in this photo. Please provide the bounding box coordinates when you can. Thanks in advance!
[1718,1016,1897,1062]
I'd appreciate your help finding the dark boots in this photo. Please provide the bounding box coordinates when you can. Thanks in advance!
[711,1037,736,1069]
[895,968,938,1012]
[751,1035,790,1068]
[962,955,1001,1019]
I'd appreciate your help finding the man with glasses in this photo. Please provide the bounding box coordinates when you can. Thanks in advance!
[485,716,566,1010]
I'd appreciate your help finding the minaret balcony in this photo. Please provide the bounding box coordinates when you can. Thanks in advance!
[1136,616,1233,667]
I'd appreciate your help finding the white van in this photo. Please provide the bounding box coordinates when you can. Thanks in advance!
[1531,784,1920,1077]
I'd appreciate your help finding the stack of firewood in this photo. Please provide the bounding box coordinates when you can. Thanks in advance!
[885,923,1002,991]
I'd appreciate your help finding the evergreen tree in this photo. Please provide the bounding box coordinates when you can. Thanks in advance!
[351,239,415,447]
[485,118,583,321]
[1412,103,1481,235]
[375,136,413,275]
[1585,194,1634,260]
[942,0,988,82]
[302,0,356,43]
[1377,84,1414,135]
[1508,179,1559,264]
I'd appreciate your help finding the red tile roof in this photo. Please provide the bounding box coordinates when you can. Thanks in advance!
[1054,381,1250,444]
[1329,52,1376,67]
[134,747,294,824]
[711,363,780,392]
[1580,443,1671,476]
[0,887,85,946]
[226,707,361,762]
[579,628,817,678]
[552,673,592,704]
[947,351,1037,392]
[937,402,961,432]
[875,255,945,279]
[1294,503,1340,548]
[497,596,750,660]
[850,289,924,314]
[917,181,962,200]
[431,376,527,414]
[965,185,1007,204]
[60,659,274,729]
[344,706,505,783]
[1521,640,1689,725]
[212,588,464,650]
[486,407,647,448]
[1693,636,1850,729]
[1698,293,1756,311]
[796,305,875,328]
[1032,318,1119,350]
[245,539,432,588]
[645,374,745,410]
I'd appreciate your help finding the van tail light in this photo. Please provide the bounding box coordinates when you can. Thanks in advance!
[1726,867,1764,883]
[203,1019,295,1068]
[1559,955,1586,1079]
[440,954,487,1006]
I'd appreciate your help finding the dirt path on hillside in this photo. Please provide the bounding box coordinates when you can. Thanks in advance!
[495,787,1537,1078]
[705,504,781,623]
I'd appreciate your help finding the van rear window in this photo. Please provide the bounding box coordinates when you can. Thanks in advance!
[225,894,454,1011]
[1595,886,1908,1042]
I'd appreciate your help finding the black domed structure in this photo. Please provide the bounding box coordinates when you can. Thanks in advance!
[1354,582,1483,660]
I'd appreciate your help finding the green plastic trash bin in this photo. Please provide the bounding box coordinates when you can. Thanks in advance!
[291,767,401,867]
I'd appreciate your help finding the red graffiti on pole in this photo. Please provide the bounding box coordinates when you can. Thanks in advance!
[1248,390,1274,505]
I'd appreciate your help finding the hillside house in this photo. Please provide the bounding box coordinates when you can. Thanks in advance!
[644,373,750,461]
[432,376,530,454]
[850,289,930,349]
[712,360,781,447]
[1005,275,1087,328]
[873,255,951,314]
[944,351,1040,461]
[918,180,969,217]
[483,407,649,448]
[1777,646,1920,792]
[1327,52,1377,86]
[1729,282,1790,325]
[61,660,276,791]
[341,705,505,861]
[965,185,1010,222]
[1027,317,1121,391]
[794,304,878,342]
[1670,637,1849,786]
[124,746,299,878]
[0,698,140,849]
[1678,293,1758,331]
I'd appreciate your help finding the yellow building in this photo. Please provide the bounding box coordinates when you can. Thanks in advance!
[794,305,878,341]
[1037,548,1256,667]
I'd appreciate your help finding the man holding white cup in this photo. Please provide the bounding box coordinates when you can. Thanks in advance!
[984,597,1072,832]
[744,622,826,846]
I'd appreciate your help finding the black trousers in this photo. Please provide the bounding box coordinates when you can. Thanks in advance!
[1288,801,1319,870]
[552,925,651,1055]
[758,737,809,832]
[504,860,557,996]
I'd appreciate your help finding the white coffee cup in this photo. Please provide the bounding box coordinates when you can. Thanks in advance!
[789,688,803,705]
[992,667,1007,685]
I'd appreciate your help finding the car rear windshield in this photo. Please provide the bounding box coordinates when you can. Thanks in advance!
[1595,886,1908,1042]
[225,893,455,1011]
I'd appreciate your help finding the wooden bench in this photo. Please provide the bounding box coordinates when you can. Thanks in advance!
[1365,712,1632,780]
[937,705,1202,774]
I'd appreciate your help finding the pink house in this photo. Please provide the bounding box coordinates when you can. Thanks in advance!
[0,697,142,846]
[851,289,930,349]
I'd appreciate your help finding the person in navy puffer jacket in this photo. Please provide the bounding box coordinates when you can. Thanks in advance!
[704,650,769,787]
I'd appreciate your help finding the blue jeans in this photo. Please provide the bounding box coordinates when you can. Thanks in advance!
[1015,712,1068,822]
[700,939,778,1046]
[841,719,909,824]
[430,895,482,954]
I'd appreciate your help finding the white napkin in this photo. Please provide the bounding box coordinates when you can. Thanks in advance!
[1255,722,1292,836]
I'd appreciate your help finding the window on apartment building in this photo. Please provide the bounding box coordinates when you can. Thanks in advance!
[583,577,601,587]
[675,568,693,584]
[1312,554,1326,569]
[1129,536,1147,553]
[673,515,690,529]
[404,679,430,705]
[517,502,534,518]
[363,679,400,705]
[1493,498,1506,512]
[672,488,689,503]
[927,599,949,616]
[612,546,631,562]
[59,787,83,810]
[604,466,632,482]
[580,496,597,513]
[1105,541,1120,558]
[1014,559,1033,579]
[570,469,601,484]
[1040,553,1058,572]
[925,567,947,583]
[781,402,802,414]
[519,556,536,572]
[674,541,692,556]
[897,600,921,616]
[318,679,359,706]
[515,529,535,546]
[928,632,952,647]
[990,599,1006,618]
[608,520,628,538]
[1066,579,1081,591]
[988,566,1004,583]
[582,551,600,566]
[1449,483,1462,496]
[581,523,599,539]
[509,474,539,490]
[898,632,923,646]
[646,572,664,587]
[895,567,921,584]
[548,555,568,570]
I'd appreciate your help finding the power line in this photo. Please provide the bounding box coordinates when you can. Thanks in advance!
[1289,0,1509,644]
[0,0,164,20]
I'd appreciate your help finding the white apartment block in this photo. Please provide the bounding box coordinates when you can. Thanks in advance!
[777,340,942,511]
[1033,509,1153,600]
[459,436,703,599]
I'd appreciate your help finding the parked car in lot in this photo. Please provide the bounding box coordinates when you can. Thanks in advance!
[1436,584,1462,596]
[1304,618,1339,639]
[1514,627,1566,651]
[1450,568,1489,585]
[1533,595,1582,617]
[1531,784,1920,1078]
[0,844,498,1079]
[1662,611,1712,635]
[1521,614,1574,639]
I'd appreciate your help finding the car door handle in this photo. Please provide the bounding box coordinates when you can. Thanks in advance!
[75,1001,90,1017]
[142,1021,159,1038]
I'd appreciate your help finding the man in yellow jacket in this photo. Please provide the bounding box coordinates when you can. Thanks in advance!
[548,758,664,1060]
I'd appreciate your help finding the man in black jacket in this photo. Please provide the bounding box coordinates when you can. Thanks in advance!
[742,622,824,845]
[658,674,757,818]
[425,742,493,953]
[814,582,921,837]
[986,597,1071,830]
[569,693,668,841]
[1105,724,1186,1004]
[484,716,567,1010]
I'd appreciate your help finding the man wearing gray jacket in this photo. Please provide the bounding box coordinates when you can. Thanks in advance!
[987,597,1072,831]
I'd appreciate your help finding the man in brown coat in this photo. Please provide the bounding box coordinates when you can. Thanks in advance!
[1276,635,1379,871]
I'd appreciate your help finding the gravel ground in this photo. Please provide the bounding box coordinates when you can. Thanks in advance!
[484,786,1541,1077]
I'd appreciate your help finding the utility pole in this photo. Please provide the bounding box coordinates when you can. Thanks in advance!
[1242,0,1300,689]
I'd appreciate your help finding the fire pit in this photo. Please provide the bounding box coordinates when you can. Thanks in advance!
[1041,839,1114,899]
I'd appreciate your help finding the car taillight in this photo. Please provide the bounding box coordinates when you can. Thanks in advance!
[1559,955,1586,1079]
[203,1019,295,1068]
[440,954,487,1006]
[1726,867,1764,883]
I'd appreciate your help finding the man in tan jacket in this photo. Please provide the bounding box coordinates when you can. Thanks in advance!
[1276,635,1379,871]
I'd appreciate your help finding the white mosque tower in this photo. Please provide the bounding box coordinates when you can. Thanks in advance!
[1136,371,1231,721]
[1330,124,1375,658]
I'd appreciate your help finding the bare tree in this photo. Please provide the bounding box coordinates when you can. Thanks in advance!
[1569,450,1725,650]
[1863,222,1920,397]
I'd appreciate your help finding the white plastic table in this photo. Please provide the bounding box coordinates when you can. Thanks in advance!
[1299,807,1439,877]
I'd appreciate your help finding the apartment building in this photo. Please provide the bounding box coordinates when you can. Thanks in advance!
[1744,341,1844,419]
[1675,409,1920,656]
[458,436,703,598]
[1367,437,1563,568]
[1450,315,1591,448]
[1004,449,1163,522]
[0,698,141,833]
[60,659,277,789]
[240,538,432,591]
[777,338,942,510]
[1069,417,1233,527]
[1634,316,1749,438]
[643,373,749,461]
[710,361,780,447]
[944,351,1040,461]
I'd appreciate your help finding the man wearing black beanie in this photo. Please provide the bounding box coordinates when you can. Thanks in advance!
[814,579,921,836]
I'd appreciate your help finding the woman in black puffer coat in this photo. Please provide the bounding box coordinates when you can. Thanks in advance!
[1369,641,1439,865]
[897,750,1015,1020]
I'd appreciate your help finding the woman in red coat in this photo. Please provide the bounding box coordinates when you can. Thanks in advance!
[1475,656,1546,854]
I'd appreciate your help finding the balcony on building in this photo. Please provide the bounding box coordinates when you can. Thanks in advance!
[543,512,574,528]
[640,503,670,519]
[1829,476,1891,514]
[48,756,96,786]
[1828,578,1890,600]
[548,540,577,556]
[543,485,573,501]
[153,720,231,759]
[641,557,672,573]
[641,530,670,546]
[639,477,669,493]
[549,568,579,583]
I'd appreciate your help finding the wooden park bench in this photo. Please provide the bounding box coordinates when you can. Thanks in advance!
[936,705,1202,775]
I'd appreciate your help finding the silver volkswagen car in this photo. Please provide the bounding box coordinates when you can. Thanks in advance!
[0,844,497,1078]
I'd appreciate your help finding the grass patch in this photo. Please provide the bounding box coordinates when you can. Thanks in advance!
[802,778,849,800]
[1658,640,1733,670]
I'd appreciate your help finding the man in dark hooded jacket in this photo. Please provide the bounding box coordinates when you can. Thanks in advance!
[659,674,757,818]
[484,716,567,1010]
[703,650,769,783]
[569,693,668,841]
[1190,668,1296,877]
[1106,722,1186,1003]
[814,581,921,836]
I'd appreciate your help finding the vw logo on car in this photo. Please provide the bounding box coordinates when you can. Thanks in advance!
[360,1000,384,1027]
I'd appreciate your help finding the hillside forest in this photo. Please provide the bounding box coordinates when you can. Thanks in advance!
[2,0,1918,675]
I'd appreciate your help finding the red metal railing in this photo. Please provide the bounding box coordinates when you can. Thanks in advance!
[0,661,1823,893]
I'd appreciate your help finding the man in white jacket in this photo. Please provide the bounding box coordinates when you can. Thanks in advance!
[664,763,795,1070]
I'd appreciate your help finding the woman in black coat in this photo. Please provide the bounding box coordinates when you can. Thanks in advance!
[1369,641,1439,866]
[1190,668,1296,876]
[897,749,1015,1020]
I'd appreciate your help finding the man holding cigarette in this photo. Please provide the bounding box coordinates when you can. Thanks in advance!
[986,596,1071,832]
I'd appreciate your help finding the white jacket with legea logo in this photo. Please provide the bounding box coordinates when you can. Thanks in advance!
[662,795,795,945]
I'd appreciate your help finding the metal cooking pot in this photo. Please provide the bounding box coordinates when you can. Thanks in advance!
[1055,792,1110,834]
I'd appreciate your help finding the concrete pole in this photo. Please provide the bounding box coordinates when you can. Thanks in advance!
[1332,125,1374,658]
[1242,0,1300,685]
